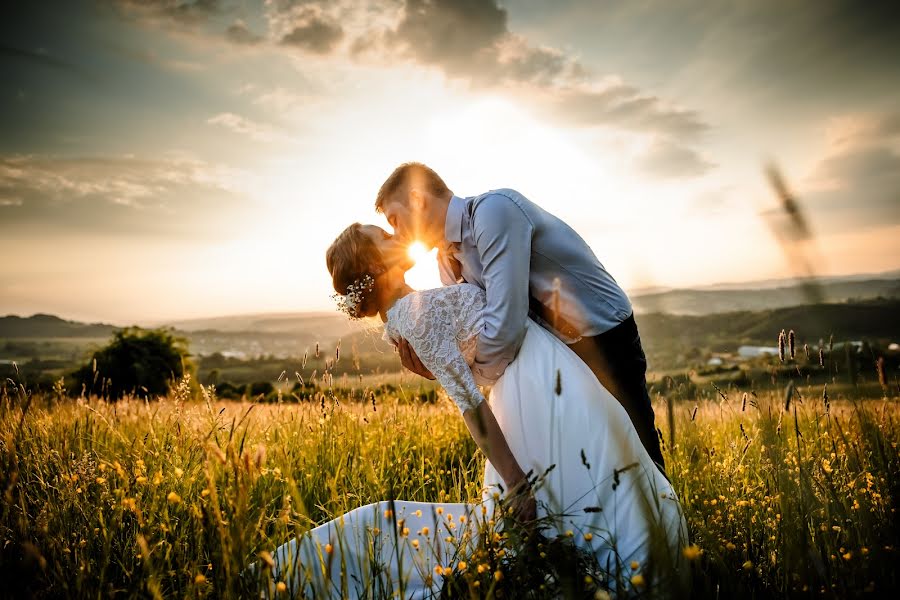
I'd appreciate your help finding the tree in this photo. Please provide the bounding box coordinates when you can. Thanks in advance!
[72,327,193,400]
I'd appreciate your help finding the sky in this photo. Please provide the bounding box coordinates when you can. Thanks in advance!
[1,0,898,324]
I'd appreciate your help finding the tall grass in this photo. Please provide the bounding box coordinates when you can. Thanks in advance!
[1,375,897,598]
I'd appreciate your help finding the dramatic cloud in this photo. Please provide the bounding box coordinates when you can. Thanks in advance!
[0,154,255,238]
[279,16,344,54]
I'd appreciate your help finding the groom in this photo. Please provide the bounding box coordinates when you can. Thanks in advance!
[375,162,666,473]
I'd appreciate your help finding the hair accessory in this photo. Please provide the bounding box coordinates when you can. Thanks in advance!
[331,274,376,319]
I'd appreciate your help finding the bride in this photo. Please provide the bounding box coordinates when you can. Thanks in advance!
[253,223,688,598]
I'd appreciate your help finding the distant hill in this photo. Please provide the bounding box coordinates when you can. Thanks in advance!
[0,314,117,339]
[631,278,900,315]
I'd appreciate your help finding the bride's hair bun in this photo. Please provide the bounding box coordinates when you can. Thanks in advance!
[326,223,385,318]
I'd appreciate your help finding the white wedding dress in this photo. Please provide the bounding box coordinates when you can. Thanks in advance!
[258,284,687,598]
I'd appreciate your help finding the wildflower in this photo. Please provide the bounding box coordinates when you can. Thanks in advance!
[683,545,702,560]
[585,575,594,584]
[477,564,488,574]
[584,532,593,542]
[276,581,287,593]
[442,566,453,577]
[594,591,611,600]
[414,510,422,517]
[742,560,753,571]
[167,492,181,505]
[494,570,503,581]
[436,507,443,515]
[153,471,163,485]
[95,477,106,485]
[259,551,275,569]
[325,543,333,554]
[421,526,429,536]
[842,551,852,561]
[136,476,148,484]
[411,539,419,549]
[630,561,640,570]
[565,529,574,538]
[434,565,442,575]
[457,561,467,571]
[631,574,645,588]
[726,542,736,551]
[194,574,206,584]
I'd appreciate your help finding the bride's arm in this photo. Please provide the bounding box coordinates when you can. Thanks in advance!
[397,302,533,504]
[462,400,527,490]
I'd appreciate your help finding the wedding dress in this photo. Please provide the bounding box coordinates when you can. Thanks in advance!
[259,284,687,598]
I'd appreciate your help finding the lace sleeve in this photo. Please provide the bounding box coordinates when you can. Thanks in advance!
[395,291,485,414]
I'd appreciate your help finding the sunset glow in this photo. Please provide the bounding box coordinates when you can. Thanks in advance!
[404,242,442,291]
[0,2,897,323]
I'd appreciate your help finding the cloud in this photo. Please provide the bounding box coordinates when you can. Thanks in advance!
[802,112,900,232]
[206,112,288,142]
[225,20,264,46]
[105,0,712,169]
[279,16,344,54]
[636,137,715,179]
[388,0,507,73]
[0,153,255,238]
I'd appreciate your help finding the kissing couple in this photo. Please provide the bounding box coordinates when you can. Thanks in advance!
[259,162,689,598]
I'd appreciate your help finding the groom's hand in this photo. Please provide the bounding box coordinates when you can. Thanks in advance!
[397,338,435,380]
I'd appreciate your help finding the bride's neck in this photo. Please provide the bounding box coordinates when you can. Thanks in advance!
[378,283,414,322]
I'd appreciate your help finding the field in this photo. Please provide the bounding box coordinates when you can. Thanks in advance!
[1,375,898,598]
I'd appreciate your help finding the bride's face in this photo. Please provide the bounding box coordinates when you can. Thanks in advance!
[359,225,413,272]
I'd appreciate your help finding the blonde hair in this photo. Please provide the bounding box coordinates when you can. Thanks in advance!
[375,162,450,213]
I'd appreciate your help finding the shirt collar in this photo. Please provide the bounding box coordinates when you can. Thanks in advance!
[444,194,465,244]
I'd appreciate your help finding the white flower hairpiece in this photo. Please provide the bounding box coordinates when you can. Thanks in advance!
[331,274,376,319]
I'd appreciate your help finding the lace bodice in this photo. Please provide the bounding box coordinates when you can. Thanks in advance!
[384,284,486,413]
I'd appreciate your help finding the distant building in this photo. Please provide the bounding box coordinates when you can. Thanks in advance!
[738,346,781,358]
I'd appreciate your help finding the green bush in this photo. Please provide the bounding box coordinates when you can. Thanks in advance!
[71,327,193,400]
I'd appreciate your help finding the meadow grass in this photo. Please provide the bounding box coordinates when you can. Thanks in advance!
[1,376,897,598]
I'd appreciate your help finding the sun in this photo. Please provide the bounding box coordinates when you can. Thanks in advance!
[407,242,429,263]
[404,242,442,290]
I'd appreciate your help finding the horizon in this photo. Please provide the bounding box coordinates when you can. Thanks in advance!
[2,1,899,323]
[3,265,898,327]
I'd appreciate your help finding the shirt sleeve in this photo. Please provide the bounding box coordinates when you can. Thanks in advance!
[469,193,534,385]
[397,294,486,414]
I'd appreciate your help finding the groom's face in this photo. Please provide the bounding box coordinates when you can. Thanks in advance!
[382,189,442,250]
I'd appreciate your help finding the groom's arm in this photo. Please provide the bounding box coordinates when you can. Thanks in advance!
[470,193,534,385]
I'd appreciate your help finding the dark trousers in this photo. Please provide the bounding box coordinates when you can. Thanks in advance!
[566,315,666,474]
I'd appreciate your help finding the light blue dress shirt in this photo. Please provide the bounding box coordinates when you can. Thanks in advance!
[437,189,633,385]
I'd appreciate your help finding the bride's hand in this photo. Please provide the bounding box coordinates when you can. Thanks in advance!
[505,478,537,523]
